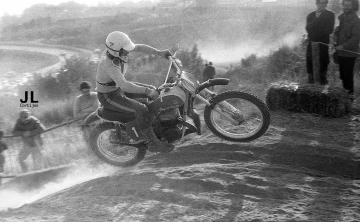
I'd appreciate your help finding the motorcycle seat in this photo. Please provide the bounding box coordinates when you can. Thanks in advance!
[97,107,135,123]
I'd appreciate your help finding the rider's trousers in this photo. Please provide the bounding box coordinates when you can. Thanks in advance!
[97,89,153,129]
[18,144,43,172]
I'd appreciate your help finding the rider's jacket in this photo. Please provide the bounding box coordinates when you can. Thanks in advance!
[96,52,146,94]
[96,52,129,94]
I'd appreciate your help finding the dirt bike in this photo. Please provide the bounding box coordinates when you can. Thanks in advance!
[84,55,270,167]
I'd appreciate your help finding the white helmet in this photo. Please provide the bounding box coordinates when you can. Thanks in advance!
[105,31,135,57]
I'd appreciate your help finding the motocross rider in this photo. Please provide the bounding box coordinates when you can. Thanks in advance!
[96,31,174,152]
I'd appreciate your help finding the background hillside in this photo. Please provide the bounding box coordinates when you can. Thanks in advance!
[0,1,318,61]
[0,0,358,130]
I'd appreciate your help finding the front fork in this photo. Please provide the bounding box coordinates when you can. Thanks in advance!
[194,88,244,125]
[188,109,201,135]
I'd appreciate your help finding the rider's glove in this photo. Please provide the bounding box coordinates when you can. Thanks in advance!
[145,88,159,100]
[159,49,172,59]
[147,85,157,90]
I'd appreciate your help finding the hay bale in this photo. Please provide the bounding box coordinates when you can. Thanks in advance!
[266,81,352,117]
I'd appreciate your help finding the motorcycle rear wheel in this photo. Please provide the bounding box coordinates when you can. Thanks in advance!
[89,122,146,167]
[204,91,270,142]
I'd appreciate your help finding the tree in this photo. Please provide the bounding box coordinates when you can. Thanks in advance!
[177,44,204,80]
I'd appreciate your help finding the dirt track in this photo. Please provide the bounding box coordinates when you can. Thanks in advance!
[0,43,91,72]
[0,42,93,95]
[0,111,359,222]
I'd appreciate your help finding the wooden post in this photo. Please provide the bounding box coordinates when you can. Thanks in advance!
[311,42,321,84]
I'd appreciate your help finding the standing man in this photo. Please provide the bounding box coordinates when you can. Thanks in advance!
[202,63,209,82]
[73,81,100,140]
[73,81,99,119]
[0,130,7,174]
[202,62,216,90]
[334,0,360,99]
[202,62,216,82]
[306,0,335,84]
[12,109,45,172]
[0,130,7,185]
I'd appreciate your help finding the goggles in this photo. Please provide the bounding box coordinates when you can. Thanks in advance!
[105,44,129,63]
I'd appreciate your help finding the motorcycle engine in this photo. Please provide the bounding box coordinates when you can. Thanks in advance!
[154,108,183,143]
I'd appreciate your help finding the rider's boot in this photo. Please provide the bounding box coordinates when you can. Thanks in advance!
[141,127,174,153]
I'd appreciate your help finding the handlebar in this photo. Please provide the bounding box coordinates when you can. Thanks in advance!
[163,55,181,85]
[168,56,181,74]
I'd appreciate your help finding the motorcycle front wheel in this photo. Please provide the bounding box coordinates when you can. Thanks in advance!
[89,122,146,167]
[204,91,270,142]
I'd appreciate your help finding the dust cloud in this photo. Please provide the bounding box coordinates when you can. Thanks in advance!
[0,163,116,211]
[199,32,301,64]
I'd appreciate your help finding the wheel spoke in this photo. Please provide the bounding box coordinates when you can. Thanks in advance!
[97,129,138,163]
[210,97,264,139]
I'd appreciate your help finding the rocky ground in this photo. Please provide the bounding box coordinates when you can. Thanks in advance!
[0,110,359,222]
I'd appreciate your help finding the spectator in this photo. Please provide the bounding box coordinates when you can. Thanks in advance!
[202,62,216,90]
[73,81,100,140]
[334,0,360,99]
[306,0,335,84]
[73,81,99,119]
[0,130,7,174]
[12,109,45,172]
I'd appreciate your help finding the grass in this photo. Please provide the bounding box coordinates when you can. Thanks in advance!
[0,97,88,174]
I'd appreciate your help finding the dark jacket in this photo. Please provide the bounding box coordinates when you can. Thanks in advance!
[334,12,360,57]
[306,10,335,44]
[12,116,45,147]
[0,141,7,154]
[202,65,216,80]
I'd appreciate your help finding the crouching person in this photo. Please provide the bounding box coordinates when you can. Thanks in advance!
[12,109,46,172]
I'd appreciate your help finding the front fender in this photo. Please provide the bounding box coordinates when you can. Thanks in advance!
[196,78,230,93]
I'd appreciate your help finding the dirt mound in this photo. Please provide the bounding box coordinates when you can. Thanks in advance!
[0,111,359,221]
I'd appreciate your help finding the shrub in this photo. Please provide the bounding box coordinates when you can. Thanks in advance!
[224,45,307,85]
[18,56,97,101]
[266,46,305,79]
[36,99,74,125]
[176,45,204,81]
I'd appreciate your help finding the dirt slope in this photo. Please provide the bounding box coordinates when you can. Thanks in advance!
[0,111,359,222]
